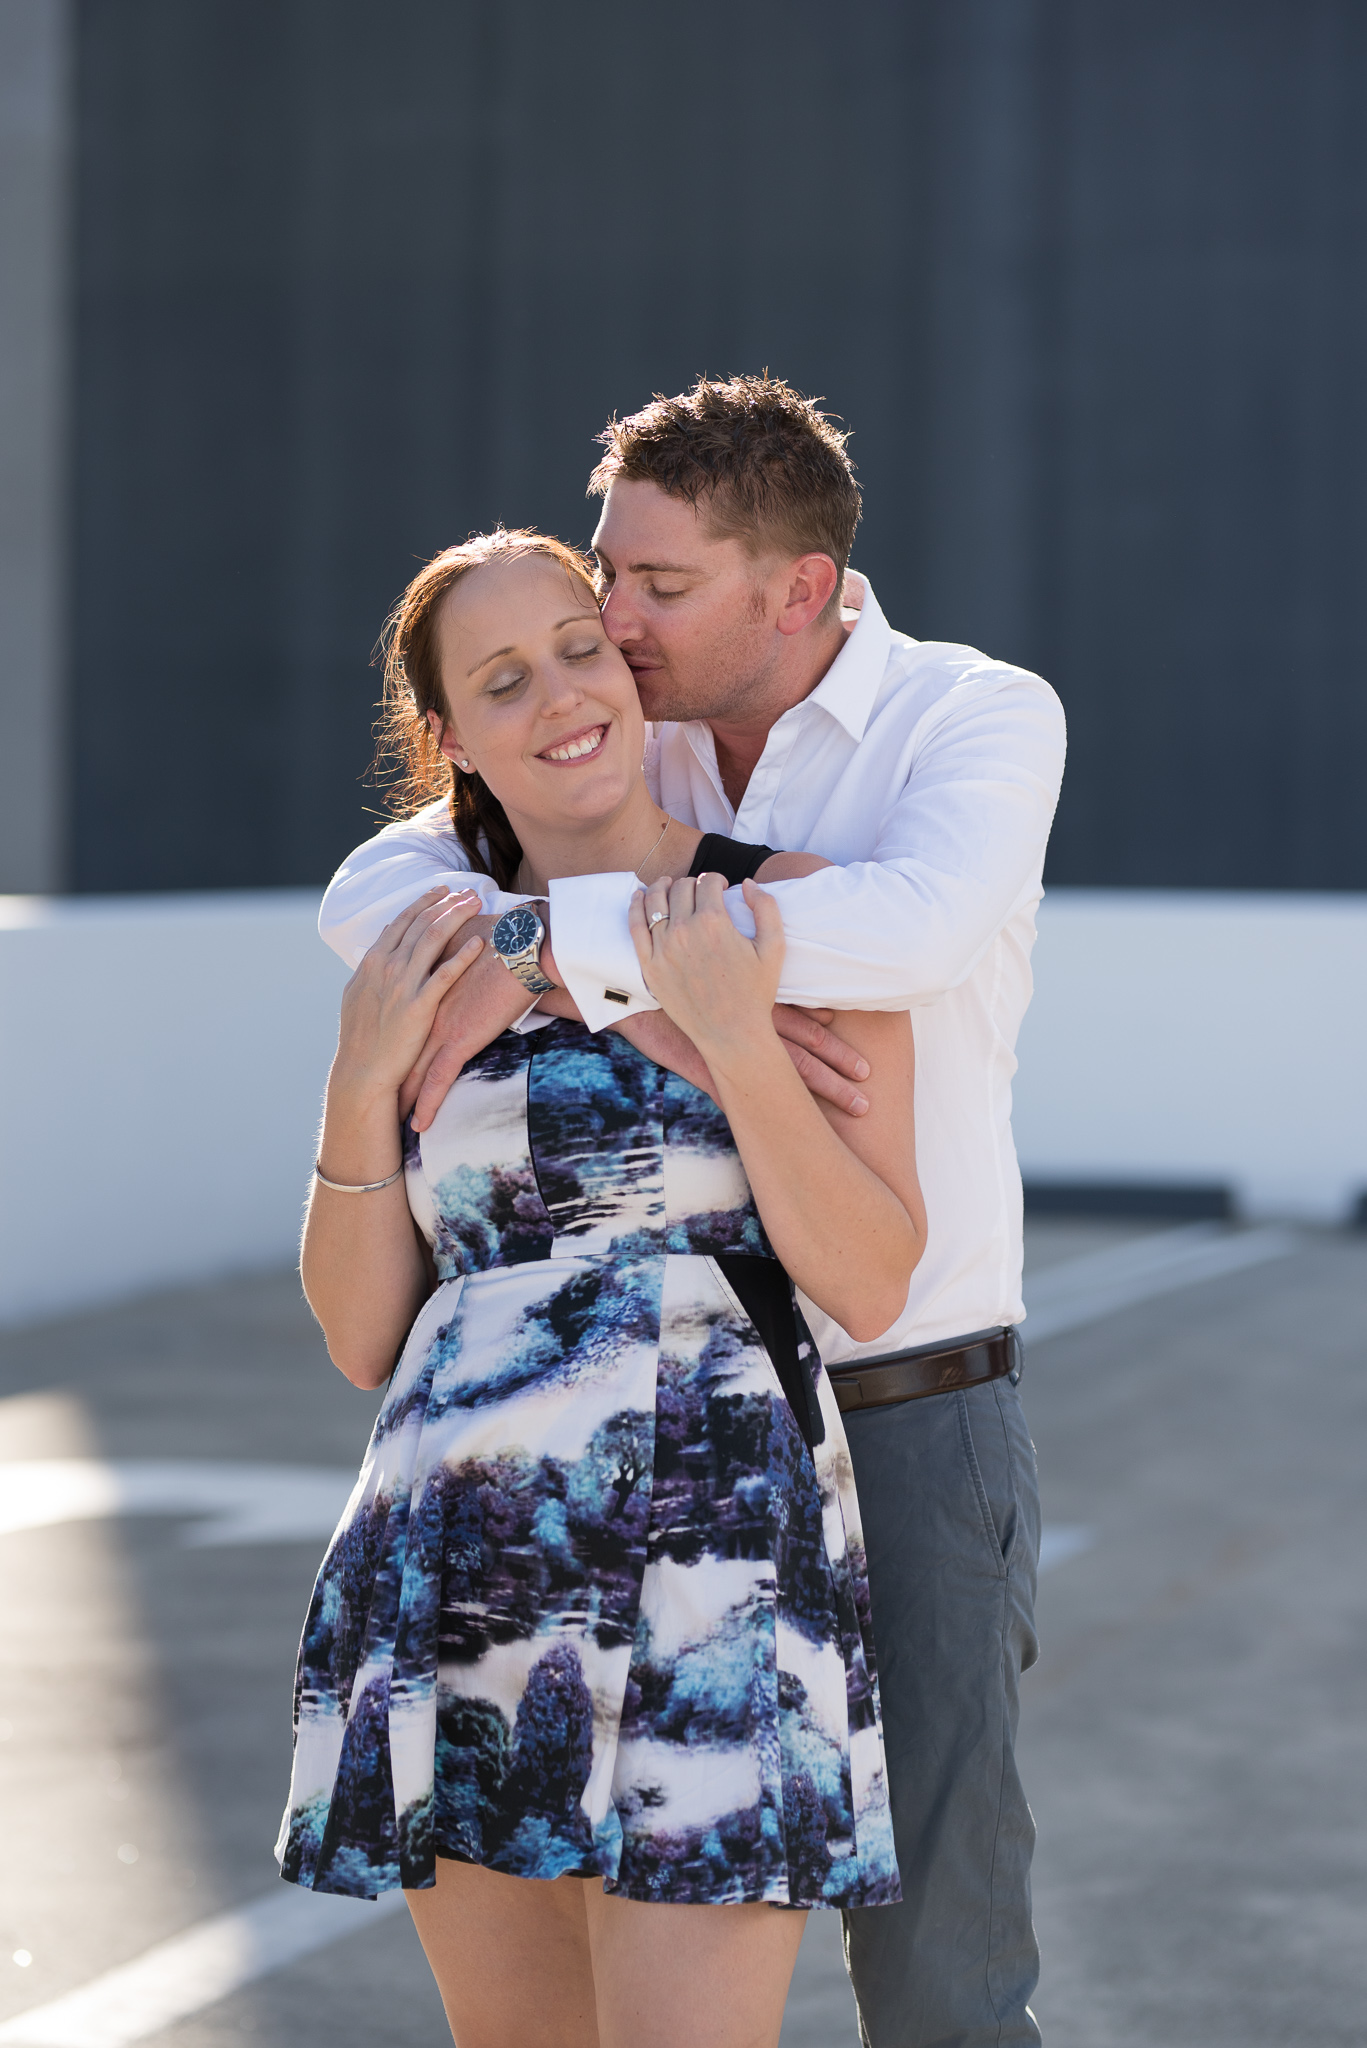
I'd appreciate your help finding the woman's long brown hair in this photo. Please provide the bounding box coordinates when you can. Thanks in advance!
[372,528,600,890]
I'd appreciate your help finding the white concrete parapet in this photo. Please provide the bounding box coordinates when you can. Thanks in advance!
[0,891,346,1326]
[1016,889,1367,1224]
[1,886,1363,1327]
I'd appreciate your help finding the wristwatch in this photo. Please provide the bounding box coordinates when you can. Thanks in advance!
[491,904,557,996]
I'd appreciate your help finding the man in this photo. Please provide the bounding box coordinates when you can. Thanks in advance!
[320,375,1066,2047]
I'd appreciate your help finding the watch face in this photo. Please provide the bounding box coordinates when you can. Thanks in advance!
[494,906,542,957]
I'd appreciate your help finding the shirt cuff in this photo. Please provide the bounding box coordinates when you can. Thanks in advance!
[547,872,660,1032]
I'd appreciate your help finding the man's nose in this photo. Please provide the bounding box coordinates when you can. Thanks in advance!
[599,582,641,646]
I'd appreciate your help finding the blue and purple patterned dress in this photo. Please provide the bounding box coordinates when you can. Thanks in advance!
[277,1019,899,1908]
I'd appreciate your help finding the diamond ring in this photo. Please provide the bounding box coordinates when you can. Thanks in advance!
[648,910,669,928]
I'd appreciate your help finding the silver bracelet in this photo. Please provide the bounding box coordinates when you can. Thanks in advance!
[314,1160,405,1194]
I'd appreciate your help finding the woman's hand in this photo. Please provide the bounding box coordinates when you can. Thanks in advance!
[332,888,486,1109]
[629,873,784,1061]
[631,871,924,1342]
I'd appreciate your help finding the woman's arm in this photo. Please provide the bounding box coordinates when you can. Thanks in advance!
[302,887,485,1388]
[611,848,872,1109]
[630,875,925,1345]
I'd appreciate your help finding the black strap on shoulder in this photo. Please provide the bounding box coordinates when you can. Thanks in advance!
[689,832,777,885]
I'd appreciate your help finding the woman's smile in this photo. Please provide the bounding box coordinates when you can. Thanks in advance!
[537,721,608,765]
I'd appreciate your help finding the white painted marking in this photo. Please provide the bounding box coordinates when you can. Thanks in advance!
[0,1461,355,1547]
[0,1890,405,2047]
[1037,1524,1093,1573]
[1023,1224,1297,1345]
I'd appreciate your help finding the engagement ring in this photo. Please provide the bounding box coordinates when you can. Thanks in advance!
[648,910,669,927]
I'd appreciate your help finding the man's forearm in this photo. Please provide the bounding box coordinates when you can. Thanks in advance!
[318,821,528,969]
[749,860,1039,1010]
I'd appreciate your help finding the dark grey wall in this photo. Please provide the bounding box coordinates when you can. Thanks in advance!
[70,0,1367,892]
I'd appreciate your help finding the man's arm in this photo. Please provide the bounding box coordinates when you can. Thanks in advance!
[321,657,1064,1119]
[317,816,869,1126]
[323,667,1063,1013]
[318,803,529,968]
[544,667,1067,1017]
[763,672,1066,1007]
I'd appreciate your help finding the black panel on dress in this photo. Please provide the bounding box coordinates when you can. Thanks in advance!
[680,831,823,1452]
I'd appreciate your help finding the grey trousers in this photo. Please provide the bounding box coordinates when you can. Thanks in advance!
[841,1371,1042,2048]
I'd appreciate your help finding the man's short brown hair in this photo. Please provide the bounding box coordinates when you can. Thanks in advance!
[588,373,861,622]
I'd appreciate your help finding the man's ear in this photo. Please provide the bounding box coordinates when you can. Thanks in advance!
[776,553,840,637]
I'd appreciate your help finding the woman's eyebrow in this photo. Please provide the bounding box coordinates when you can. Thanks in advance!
[468,617,597,676]
[468,644,515,676]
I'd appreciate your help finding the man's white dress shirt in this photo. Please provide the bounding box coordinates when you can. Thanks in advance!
[318,576,1067,1363]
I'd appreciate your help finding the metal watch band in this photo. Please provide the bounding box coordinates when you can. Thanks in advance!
[503,950,556,997]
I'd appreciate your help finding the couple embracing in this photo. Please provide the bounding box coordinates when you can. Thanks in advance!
[277,375,1066,2048]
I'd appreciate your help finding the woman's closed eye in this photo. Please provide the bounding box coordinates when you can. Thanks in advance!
[485,639,600,696]
[486,668,528,699]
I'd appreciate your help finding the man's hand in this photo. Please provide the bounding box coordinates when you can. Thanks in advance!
[400,913,567,1130]
[611,1010,716,1097]
[615,1004,870,1114]
[772,1005,870,1115]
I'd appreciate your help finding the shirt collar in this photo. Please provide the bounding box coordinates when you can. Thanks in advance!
[800,571,893,742]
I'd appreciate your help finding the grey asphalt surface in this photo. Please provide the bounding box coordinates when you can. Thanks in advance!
[1,1218,1364,2046]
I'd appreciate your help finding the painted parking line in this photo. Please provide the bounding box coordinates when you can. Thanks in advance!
[0,1447,1096,2043]
[8,1231,1235,2044]
[0,1890,405,2048]
[1022,1223,1297,1346]
[0,1228,1298,1549]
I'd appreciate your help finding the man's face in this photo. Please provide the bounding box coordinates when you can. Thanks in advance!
[591,479,783,724]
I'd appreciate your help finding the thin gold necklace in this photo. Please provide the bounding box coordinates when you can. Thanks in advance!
[517,813,672,895]
[634,812,671,880]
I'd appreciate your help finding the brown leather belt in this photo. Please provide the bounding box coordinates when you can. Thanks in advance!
[829,1326,1020,1414]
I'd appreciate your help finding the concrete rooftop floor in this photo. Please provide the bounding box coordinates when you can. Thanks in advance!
[1,1216,1364,2046]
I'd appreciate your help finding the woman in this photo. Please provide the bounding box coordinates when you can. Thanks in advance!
[277,529,926,2048]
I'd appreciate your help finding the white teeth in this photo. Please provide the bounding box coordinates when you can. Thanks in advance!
[543,727,605,763]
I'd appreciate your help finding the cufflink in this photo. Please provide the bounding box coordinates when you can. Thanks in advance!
[603,989,629,1005]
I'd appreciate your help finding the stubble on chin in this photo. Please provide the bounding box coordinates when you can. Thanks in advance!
[635,677,732,725]
[632,645,770,726]
[632,676,695,725]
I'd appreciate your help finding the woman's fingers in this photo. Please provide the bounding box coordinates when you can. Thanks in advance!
[374,886,450,954]
[742,877,785,964]
[380,891,478,991]
[666,874,699,922]
[628,887,654,973]
[430,932,485,990]
[641,875,673,935]
[405,890,482,974]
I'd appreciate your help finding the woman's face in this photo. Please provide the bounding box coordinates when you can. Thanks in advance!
[431,554,647,833]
